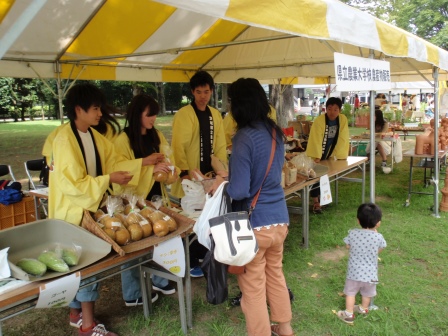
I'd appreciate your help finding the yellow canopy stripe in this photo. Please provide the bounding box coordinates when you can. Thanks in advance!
[163,19,247,81]
[226,0,329,38]
[0,0,14,24]
[375,20,408,57]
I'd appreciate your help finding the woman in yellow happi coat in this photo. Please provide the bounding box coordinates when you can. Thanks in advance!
[113,94,179,203]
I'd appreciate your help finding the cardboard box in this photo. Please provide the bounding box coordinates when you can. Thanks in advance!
[0,196,36,230]
[0,219,111,281]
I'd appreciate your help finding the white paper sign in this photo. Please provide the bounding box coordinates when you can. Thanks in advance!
[0,247,10,279]
[153,236,185,277]
[334,52,391,91]
[36,272,81,308]
[319,175,332,206]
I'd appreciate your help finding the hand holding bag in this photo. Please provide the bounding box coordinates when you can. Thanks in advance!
[193,181,228,250]
[208,129,277,267]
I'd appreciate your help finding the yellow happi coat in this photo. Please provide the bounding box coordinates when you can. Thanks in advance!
[223,106,277,148]
[43,123,118,165]
[113,129,179,201]
[171,104,227,198]
[48,124,142,225]
[306,113,349,160]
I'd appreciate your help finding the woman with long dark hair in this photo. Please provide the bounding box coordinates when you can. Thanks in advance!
[211,78,294,336]
[114,94,179,305]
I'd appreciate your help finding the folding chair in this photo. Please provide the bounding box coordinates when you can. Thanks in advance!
[0,165,16,181]
[24,159,48,216]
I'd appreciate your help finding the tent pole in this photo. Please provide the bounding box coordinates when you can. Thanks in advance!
[433,67,440,218]
[369,50,375,203]
[56,65,64,124]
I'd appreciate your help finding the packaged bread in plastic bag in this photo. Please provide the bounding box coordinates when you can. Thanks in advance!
[99,196,130,245]
[289,153,317,179]
[148,195,177,237]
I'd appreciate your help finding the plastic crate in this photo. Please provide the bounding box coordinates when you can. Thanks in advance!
[0,196,36,230]
[351,143,368,156]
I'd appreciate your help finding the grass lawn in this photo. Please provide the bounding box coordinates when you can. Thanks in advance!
[1,119,448,335]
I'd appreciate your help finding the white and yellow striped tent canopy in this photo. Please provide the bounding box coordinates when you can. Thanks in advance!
[0,0,447,84]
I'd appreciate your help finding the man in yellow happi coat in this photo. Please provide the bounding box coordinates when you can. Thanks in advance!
[48,83,160,336]
[170,71,227,198]
[306,97,349,214]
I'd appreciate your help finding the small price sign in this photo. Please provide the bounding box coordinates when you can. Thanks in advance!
[153,236,185,277]
[36,272,81,308]
[319,174,333,206]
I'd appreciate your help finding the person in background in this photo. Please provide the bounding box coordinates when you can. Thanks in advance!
[319,95,326,115]
[210,78,294,336]
[171,70,228,278]
[113,94,178,306]
[306,97,349,214]
[48,83,152,336]
[366,109,390,167]
[354,94,360,111]
[374,93,387,108]
[337,203,386,324]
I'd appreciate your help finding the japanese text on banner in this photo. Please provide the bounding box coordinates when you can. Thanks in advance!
[334,52,391,91]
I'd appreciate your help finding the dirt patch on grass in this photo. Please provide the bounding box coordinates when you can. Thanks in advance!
[316,248,347,262]
[376,195,393,202]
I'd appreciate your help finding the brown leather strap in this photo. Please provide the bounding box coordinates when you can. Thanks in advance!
[0,180,9,190]
[249,128,277,214]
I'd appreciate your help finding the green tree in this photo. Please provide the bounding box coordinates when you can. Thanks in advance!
[0,78,14,120]
[393,0,448,50]
[95,80,133,113]
[341,0,448,49]
[10,78,38,121]
[164,83,183,114]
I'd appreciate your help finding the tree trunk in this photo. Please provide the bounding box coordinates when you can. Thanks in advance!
[280,85,294,128]
[221,84,229,115]
[20,106,25,121]
[213,84,219,110]
[269,82,294,128]
[156,82,166,115]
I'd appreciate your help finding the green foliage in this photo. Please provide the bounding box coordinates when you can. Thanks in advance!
[357,107,370,116]
[341,0,448,49]
[341,103,353,123]
[394,109,403,121]
[164,83,183,112]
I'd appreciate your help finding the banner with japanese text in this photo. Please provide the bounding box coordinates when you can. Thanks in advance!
[334,52,391,91]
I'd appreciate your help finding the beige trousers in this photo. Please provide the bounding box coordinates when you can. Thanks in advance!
[237,225,292,336]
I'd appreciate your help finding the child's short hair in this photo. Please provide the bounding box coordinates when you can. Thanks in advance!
[326,97,342,109]
[190,70,215,91]
[65,83,106,121]
[357,203,382,229]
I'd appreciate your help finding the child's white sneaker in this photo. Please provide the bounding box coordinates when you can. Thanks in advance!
[337,310,355,324]
[354,305,368,314]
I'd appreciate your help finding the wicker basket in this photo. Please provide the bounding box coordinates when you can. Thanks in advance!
[82,206,195,256]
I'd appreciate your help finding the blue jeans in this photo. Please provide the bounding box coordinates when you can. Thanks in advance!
[121,261,168,301]
[69,277,100,309]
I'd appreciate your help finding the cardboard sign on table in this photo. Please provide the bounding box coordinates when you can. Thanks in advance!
[319,174,333,206]
[153,236,185,277]
[36,271,81,308]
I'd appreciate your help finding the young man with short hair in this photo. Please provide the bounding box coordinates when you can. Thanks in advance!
[171,71,228,277]
[49,83,157,336]
[306,97,349,213]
